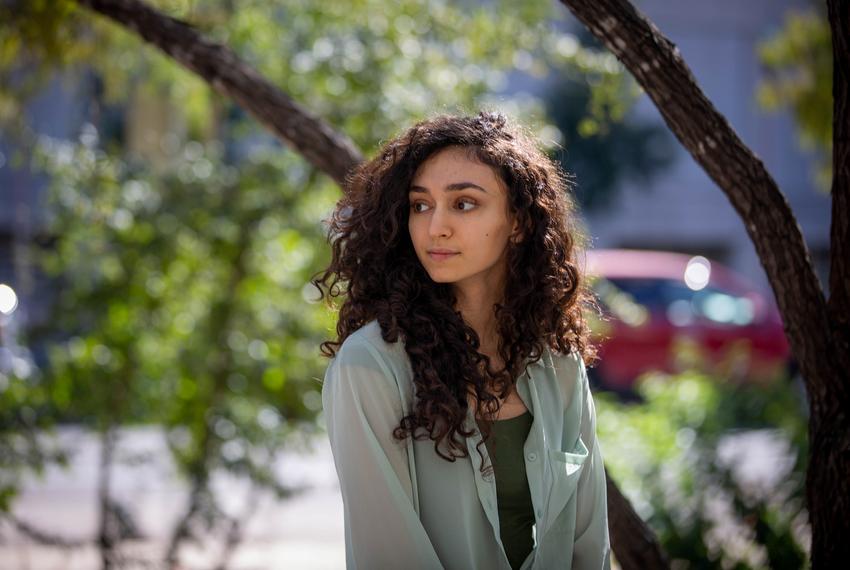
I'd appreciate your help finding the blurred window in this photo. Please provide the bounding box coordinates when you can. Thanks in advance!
[606,278,755,326]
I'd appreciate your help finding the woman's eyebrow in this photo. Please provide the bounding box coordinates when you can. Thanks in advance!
[409,182,489,194]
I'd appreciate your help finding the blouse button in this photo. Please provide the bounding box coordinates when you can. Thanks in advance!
[527,452,537,461]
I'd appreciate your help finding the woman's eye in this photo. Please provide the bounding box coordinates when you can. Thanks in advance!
[457,198,477,211]
[410,202,429,213]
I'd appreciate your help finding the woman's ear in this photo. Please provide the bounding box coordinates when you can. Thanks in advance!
[510,217,525,244]
[510,215,525,243]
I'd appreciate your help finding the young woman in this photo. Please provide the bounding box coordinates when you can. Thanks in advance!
[314,111,610,569]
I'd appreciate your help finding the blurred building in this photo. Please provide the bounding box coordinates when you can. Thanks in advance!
[0,72,91,335]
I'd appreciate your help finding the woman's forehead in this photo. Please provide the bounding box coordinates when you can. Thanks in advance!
[411,146,506,193]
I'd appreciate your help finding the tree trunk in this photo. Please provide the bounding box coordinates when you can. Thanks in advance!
[816,1,850,566]
[558,0,850,566]
[605,468,669,569]
[97,427,117,570]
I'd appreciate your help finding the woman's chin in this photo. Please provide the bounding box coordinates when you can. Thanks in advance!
[424,269,457,284]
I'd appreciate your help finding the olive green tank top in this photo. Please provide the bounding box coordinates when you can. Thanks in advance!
[478,410,535,569]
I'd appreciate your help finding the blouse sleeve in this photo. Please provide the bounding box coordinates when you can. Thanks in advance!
[322,336,444,570]
[571,357,612,570]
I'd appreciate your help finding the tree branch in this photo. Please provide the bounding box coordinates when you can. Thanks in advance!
[76,0,363,186]
[6,515,88,548]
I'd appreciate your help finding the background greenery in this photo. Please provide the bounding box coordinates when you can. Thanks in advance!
[597,372,809,569]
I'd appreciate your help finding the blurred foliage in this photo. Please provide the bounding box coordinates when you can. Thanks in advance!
[0,355,67,513]
[544,72,675,212]
[0,0,85,132]
[757,7,832,191]
[597,371,809,569]
[28,129,336,484]
[542,30,676,212]
[12,122,341,556]
[0,0,619,151]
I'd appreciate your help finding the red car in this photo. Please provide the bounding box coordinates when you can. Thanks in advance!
[583,249,791,392]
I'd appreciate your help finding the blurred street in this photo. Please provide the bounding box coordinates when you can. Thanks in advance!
[2,424,799,570]
[2,427,346,570]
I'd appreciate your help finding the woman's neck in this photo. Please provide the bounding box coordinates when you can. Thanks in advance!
[454,295,499,352]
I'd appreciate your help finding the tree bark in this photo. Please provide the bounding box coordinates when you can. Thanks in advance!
[818,1,850,567]
[97,427,117,570]
[605,468,669,569]
[77,0,363,186]
[558,0,850,566]
[827,4,850,317]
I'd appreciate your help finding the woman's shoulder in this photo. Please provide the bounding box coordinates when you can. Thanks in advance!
[544,345,589,401]
[331,320,411,383]
[338,320,406,361]
[540,344,584,373]
[325,320,412,406]
[549,346,585,371]
[344,319,386,346]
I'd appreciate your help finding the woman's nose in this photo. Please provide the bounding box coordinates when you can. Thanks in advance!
[428,205,452,238]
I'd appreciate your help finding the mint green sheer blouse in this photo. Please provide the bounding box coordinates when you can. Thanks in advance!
[322,320,611,569]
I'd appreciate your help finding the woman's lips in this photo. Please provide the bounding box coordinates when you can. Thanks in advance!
[428,252,459,261]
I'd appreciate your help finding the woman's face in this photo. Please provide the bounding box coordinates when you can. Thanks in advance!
[407,146,520,294]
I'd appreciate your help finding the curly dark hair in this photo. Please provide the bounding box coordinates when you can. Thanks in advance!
[313,110,599,474]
